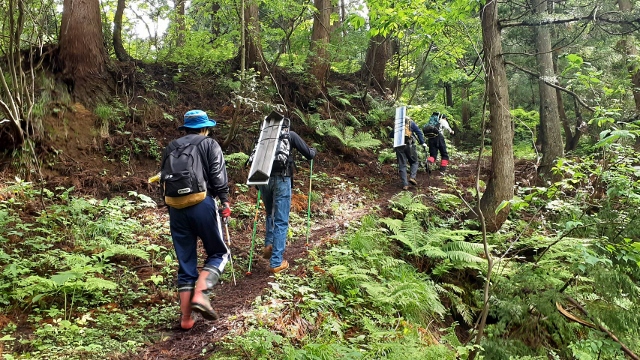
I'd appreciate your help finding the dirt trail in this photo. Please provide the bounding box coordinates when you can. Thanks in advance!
[129,157,489,360]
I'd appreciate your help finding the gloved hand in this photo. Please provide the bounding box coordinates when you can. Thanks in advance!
[219,202,231,221]
[422,143,428,151]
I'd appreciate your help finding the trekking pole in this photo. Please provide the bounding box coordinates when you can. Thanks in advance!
[223,218,237,286]
[306,159,313,246]
[247,189,261,275]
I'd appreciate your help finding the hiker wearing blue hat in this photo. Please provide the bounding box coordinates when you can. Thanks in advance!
[158,109,231,330]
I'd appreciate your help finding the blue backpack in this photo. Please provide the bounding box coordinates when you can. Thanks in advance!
[423,114,441,137]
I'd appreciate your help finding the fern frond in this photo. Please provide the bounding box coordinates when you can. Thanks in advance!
[98,244,150,261]
[78,277,118,291]
[327,126,381,150]
[413,245,448,259]
[442,241,485,254]
[388,192,429,215]
[444,251,484,263]
[379,217,403,235]
[425,229,480,243]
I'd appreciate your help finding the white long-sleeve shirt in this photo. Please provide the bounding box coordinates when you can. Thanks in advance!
[439,118,453,134]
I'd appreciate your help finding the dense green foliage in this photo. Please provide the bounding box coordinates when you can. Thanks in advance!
[0,182,178,358]
[2,0,640,358]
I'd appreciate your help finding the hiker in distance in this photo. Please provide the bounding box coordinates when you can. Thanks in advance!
[159,109,232,330]
[423,112,454,173]
[394,116,427,190]
[259,130,316,274]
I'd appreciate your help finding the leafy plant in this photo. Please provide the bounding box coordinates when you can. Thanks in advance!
[325,126,382,151]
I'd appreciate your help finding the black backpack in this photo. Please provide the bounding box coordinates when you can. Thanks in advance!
[160,134,208,209]
[423,114,441,138]
[271,118,291,172]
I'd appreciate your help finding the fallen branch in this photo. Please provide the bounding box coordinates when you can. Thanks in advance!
[555,301,596,329]
[560,296,640,360]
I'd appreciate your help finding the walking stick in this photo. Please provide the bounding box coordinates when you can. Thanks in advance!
[223,218,237,286]
[306,159,313,246]
[247,189,261,275]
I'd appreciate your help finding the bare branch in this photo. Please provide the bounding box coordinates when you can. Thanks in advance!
[504,60,595,112]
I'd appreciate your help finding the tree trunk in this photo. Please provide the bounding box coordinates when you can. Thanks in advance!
[329,0,341,36]
[619,0,640,112]
[210,3,221,36]
[58,0,110,100]
[553,54,583,151]
[309,0,331,87]
[340,0,347,38]
[444,82,453,107]
[618,0,640,150]
[243,1,265,73]
[113,0,132,61]
[531,0,563,178]
[461,84,471,130]
[362,34,391,93]
[174,0,186,47]
[479,0,514,233]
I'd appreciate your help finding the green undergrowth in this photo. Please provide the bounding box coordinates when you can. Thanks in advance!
[215,192,487,359]
[480,144,640,360]
[0,180,178,359]
[2,142,639,360]
[215,143,640,360]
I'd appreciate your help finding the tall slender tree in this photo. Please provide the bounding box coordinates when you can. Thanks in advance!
[531,0,563,178]
[58,0,110,99]
[113,0,132,61]
[174,0,186,47]
[362,34,392,92]
[243,0,265,73]
[308,0,331,87]
[479,0,514,232]
[618,0,640,113]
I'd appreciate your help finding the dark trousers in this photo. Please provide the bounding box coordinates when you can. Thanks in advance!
[396,143,418,186]
[427,134,449,162]
[169,196,229,290]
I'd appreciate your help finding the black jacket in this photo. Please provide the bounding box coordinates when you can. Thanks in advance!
[161,134,230,203]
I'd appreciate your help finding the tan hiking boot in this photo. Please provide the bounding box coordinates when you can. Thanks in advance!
[270,260,289,274]
[409,178,417,185]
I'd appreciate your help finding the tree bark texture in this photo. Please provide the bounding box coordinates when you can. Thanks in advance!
[243,1,265,74]
[309,0,331,87]
[59,0,109,99]
[531,0,563,178]
[174,0,186,47]
[444,82,453,107]
[479,0,514,233]
[618,0,640,150]
[553,55,583,151]
[619,0,640,113]
[113,0,132,61]
[362,34,392,93]
[461,85,471,130]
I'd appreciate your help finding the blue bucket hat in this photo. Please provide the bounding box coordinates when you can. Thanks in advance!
[179,110,217,130]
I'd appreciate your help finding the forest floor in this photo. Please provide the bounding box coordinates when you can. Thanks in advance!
[0,71,537,358]
[131,157,487,360]
[1,113,536,359]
